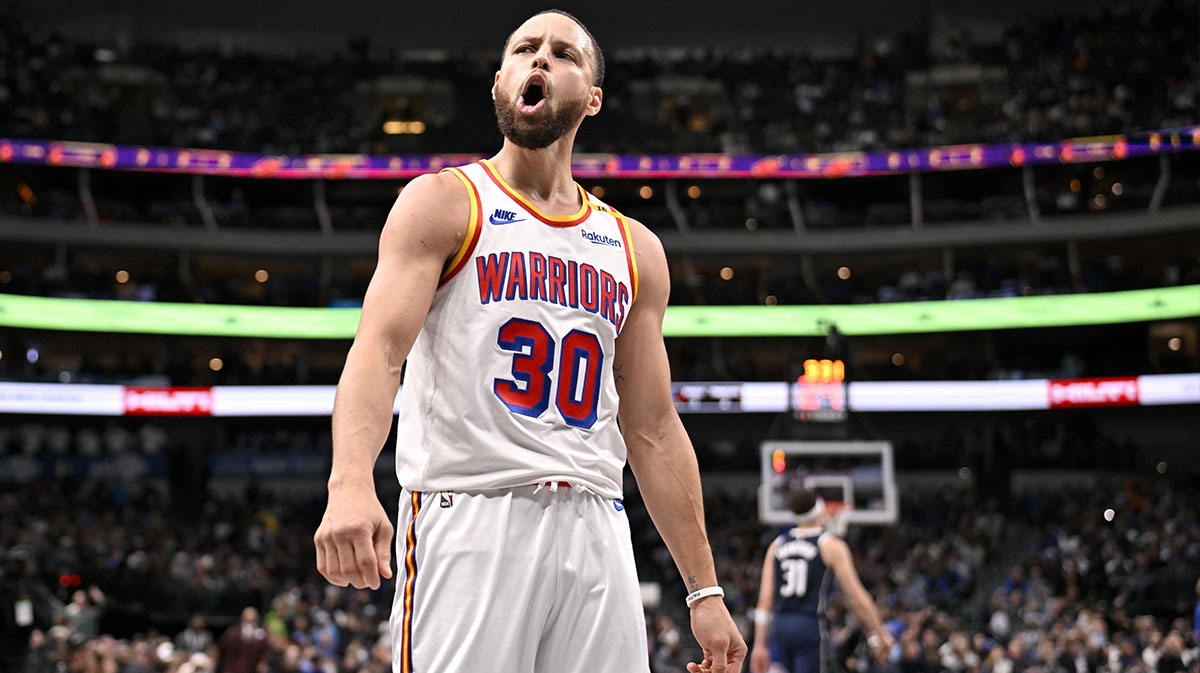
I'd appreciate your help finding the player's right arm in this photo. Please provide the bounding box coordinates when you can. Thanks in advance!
[750,538,779,673]
[314,171,469,591]
[819,535,894,659]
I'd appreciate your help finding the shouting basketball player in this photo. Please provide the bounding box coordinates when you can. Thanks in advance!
[749,488,894,673]
[314,9,747,673]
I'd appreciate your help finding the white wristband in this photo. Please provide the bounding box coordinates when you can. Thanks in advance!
[685,586,725,608]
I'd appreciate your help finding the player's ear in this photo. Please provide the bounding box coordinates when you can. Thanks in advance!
[492,72,500,101]
[584,86,603,117]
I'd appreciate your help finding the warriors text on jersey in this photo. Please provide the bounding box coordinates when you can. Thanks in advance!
[394,160,638,499]
[772,527,833,616]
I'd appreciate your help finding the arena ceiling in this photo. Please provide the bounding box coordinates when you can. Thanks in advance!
[25,0,1102,54]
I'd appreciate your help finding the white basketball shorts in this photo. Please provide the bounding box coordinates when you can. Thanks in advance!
[389,483,650,673]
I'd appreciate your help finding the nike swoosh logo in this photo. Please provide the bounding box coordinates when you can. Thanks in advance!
[489,214,526,225]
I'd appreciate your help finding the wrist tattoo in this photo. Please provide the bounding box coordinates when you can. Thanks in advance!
[687,575,699,592]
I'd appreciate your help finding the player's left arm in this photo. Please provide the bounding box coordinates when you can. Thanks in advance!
[615,219,746,673]
[820,535,894,659]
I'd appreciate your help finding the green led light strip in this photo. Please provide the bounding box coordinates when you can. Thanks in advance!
[0,286,1196,338]
[664,285,1200,336]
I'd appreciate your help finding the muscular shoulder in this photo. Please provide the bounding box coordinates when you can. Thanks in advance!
[819,533,850,564]
[622,217,668,306]
[380,171,471,260]
[623,217,664,267]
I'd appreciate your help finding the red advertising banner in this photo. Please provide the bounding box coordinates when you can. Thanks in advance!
[1048,377,1139,408]
[123,387,214,416]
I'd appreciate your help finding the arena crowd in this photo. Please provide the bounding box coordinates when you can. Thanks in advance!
[2,476,1196,673]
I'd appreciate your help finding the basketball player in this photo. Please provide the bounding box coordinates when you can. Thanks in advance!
[313,9,746,673]
[749,489,893,673]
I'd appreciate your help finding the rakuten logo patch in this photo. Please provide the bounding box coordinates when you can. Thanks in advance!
[1048,377,1139,408]
[123,387,214,416]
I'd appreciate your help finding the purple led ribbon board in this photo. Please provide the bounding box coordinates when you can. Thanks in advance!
[1,128,1196,180]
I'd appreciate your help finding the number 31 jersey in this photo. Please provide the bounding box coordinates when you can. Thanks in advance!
[773,527,833,617]
[394,159,638,499]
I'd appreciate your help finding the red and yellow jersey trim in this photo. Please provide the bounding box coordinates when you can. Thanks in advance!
[586,198,623,218]
[438,167,482,287]
[614,215,639,304]
[478,159,591,228]
[399,491,422,673]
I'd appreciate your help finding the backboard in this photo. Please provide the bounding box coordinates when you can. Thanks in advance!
[759,440,898,527]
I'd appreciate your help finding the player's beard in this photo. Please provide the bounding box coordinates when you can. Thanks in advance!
[494,89,588,150]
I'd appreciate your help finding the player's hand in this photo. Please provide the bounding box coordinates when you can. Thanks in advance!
[868,631,895,663]
[749,645,771,673]
[314,478,394,590]
[686,597,747,673]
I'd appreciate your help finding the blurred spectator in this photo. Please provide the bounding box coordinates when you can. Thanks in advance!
[60,586,105,640]
[217,607,269,673]
[176,615,215,656]
[1195,579,1200,656]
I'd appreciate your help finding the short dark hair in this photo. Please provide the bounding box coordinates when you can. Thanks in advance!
[502,9,605,87]
[787,488,820,516]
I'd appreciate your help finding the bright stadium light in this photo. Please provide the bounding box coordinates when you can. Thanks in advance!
[0,286,1196,339]
[383,120,426,135]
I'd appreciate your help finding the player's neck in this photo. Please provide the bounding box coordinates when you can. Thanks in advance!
[490,139,579,207]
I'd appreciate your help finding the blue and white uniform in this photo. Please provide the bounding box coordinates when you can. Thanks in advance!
[769,526,833,673]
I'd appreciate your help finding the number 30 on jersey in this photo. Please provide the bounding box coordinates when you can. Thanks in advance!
[493,318,603,429]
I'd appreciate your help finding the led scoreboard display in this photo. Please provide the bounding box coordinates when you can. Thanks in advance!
[793,358,848,422]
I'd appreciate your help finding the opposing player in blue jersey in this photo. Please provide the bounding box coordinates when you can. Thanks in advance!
[314,8,745,673]
[749,488,894,673]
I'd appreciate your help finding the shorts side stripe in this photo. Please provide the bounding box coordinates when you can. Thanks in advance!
[819,617,829,673]
[401,491,422,673]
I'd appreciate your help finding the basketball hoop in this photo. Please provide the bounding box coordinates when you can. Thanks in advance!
[823,501,851,536]
[823,500,850,519]
[759,441,898,528]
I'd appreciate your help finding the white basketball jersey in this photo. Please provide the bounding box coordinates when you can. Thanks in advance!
[394,159,638,499]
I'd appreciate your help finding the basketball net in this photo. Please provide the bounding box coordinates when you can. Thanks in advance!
[823,501,851,536]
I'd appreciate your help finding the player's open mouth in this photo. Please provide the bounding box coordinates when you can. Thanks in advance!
[519,75,547,114]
